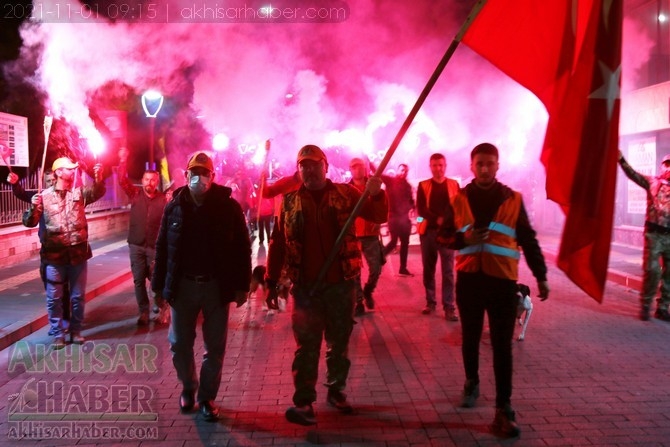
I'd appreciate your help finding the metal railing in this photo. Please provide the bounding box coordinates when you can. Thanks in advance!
[0,169,130,227]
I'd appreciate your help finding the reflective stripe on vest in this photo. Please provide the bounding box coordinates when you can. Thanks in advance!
[458,221,516,238]
[452,190,522,280]
[458,243,521,259]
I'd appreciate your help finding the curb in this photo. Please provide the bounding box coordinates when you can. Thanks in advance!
[543,250,642,292]
[607,268,642,291]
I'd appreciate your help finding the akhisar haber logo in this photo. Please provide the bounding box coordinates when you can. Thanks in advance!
[8,378,157,421]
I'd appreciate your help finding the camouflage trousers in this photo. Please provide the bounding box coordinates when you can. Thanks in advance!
[641,231,670,311]
[290,280,356,406]
[355,236,384,302]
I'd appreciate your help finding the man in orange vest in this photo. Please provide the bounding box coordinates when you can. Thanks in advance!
[416,153,460,320]
[440,143,549,438]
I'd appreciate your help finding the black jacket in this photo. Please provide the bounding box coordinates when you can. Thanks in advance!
[151,183,251,304]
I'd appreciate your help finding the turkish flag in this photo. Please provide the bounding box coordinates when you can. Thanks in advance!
[462,0,622,301]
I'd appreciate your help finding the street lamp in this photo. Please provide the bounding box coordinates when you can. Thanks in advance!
[141,90,164,170]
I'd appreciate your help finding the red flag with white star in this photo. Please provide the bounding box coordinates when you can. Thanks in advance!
[462,0,622,301]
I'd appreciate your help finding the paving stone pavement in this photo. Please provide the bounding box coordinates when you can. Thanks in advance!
[0,237,669,446]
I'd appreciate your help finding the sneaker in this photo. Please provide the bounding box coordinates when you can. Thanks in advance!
[70,332,85,345]
[285,404,316,425]
[422,305,435,315]
[445,309,459,322]
[326,389,355,414]
[460,380,479,408]
[640,305,651,321]
[655,308,670,322]
[52,336,66,350]
[398,268,414,277]
[354,302,365,316]
[491,405,520,438]
[137,313,150,326]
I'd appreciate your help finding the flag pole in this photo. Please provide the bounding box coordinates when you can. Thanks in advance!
[39,114,53,193]
[309,0,488,295]
[257,139,271,232]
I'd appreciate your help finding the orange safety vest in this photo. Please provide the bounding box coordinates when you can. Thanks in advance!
[452,190,522,280]
[416,178,460,235]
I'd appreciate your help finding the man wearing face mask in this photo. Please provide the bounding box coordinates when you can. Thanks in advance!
[619,151,670,322]
[8,170,72,330]
[152,151,251,422]
[23,157,106,348]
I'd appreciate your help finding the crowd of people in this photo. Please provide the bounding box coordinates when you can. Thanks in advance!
[6,140,581,438]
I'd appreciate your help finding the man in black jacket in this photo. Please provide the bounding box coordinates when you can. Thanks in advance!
[152,151,251,422]
[379,163,415,276]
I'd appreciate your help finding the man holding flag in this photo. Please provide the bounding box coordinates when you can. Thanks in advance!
[439,142,549,437]
[462,0,623,301]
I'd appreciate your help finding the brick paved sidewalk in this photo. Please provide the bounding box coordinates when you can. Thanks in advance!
[0,235,132,351]
[1,241,669,446]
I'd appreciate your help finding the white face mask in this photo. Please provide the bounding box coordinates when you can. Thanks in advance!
[188,174,212,195]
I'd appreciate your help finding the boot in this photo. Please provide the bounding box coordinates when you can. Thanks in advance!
[491,404,520,438]
[363,284,375,309]
[354,301,365,316]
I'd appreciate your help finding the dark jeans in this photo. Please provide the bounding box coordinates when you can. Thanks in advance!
[45,262,87,336]
[258,214,273,243]
[169,278,230,402]
[420,228,455,310]
[129,244,156,315]
[456,271,517,409]
[384,215,411,270]
[291,280,355,405]
[41,260,70,323]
